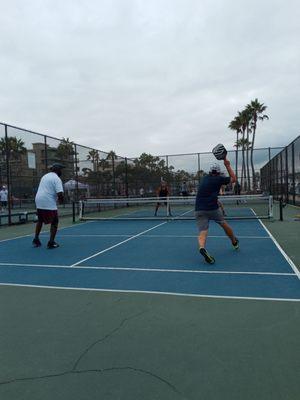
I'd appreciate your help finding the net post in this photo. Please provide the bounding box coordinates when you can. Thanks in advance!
[79,200,83,220]
[279,197,283,221]
[72,201,76,223]
[269,195,273,219]
[4,124,12,225]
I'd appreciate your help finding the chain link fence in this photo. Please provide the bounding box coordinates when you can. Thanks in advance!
[261,135,300,206]
[0,122,284,225]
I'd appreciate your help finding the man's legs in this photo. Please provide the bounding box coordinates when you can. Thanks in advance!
[196,212,215,264]
[198,228,215,264]
[48,218,59,248]
[49,222,58,243]
[219,221,239,248]
[33,220,43,247]
[198,229,209,249]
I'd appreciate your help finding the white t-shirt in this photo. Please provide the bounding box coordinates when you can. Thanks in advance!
[35,172,64,210]
[0,189,8,202]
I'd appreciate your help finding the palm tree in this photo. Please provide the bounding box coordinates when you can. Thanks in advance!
[87,149,100,172]
[0,136,26,198]
[99,158,109,171]
[228,117,242,182]
[246,99,269,191]
[0,136,26,160]
[106,151,117,195]
[237,110,252,192]
[57,137,76,178]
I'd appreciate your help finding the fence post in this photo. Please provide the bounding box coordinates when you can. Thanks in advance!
[279,197,283,221]
[285,147,289,203]
[4,125,12,225]
[74,144,79,202]
[125,157,129,197]
[112,156,116,197]
[44,135,48,173]
[291,142,295,205]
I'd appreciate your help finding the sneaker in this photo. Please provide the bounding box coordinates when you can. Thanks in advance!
[47,241,60,249]
[32,238,42,247]
[199,248,215,264]
[232,238,239,250]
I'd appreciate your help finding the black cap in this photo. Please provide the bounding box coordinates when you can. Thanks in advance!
[50,163,65,170]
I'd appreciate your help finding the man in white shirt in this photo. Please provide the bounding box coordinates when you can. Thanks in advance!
[0,186,8,212]
[33,163,65,249]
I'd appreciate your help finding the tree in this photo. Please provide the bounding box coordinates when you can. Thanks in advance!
[228,117,242,182]
[246,99,269,191]
[0,136,26,160]
[87,149,100,172]
[106,151,117,195]
[235,110,252,191]
[56,137,76,179]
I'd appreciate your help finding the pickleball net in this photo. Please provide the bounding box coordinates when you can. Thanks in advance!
[79,195,273,221]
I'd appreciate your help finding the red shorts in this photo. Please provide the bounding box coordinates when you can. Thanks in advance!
[37,209,58,224]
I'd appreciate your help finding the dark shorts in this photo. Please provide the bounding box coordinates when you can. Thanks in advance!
[156,197,168,206]
[37,209,58,224]
[195,208,225,231]
[1,201,7,207]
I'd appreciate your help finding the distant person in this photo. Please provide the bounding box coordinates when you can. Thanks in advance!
[139,188,145,197]
[0,186,8,212]
[195,159,239,264]
[181,181,189,197]
[234,181,241,196]
[33,163,65,249]
[154,181,171,216]
[234,181,242,204]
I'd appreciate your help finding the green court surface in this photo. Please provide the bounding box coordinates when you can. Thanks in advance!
[0,203,299,400]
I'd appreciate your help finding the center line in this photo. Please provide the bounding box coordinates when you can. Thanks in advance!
[71,221,167,267]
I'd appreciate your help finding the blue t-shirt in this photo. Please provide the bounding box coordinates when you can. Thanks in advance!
[195,175,230,211]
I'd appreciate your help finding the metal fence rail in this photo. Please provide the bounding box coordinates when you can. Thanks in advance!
[0,121,284,225]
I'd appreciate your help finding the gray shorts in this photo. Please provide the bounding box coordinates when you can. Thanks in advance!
[195,208,225,231]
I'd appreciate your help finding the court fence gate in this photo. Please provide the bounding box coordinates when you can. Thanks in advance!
[260,135,300,206]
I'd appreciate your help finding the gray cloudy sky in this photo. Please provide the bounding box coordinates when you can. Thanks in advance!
[0,0,299,157]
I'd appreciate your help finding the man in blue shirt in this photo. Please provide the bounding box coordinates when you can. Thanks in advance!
[195,158,239,264]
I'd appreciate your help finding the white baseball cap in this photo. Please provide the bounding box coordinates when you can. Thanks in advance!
[209,163,221,174]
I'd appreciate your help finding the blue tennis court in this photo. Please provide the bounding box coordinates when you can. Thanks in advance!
[1,217,299,301]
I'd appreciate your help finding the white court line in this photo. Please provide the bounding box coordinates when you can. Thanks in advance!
[257,218,300,280]
[0,220,95,243]
[0,282,299,302]
[70,209,193,267]
[55,234,271,239]
[0,262,296,277]
[70,221,168,267]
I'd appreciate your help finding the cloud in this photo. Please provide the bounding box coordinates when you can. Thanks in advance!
[0,0,299,158]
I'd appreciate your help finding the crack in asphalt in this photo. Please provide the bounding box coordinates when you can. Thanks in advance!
[0,367,184,397]
[0,310,186,398]
[72,310,147,371]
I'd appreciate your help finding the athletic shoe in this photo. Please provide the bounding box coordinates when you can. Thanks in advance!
[32,238,41,247]
[232,238,239,250]
[199,248,215,264]
[47,241,60,249]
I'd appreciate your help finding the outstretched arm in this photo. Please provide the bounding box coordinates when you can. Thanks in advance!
[224,158,237,184]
